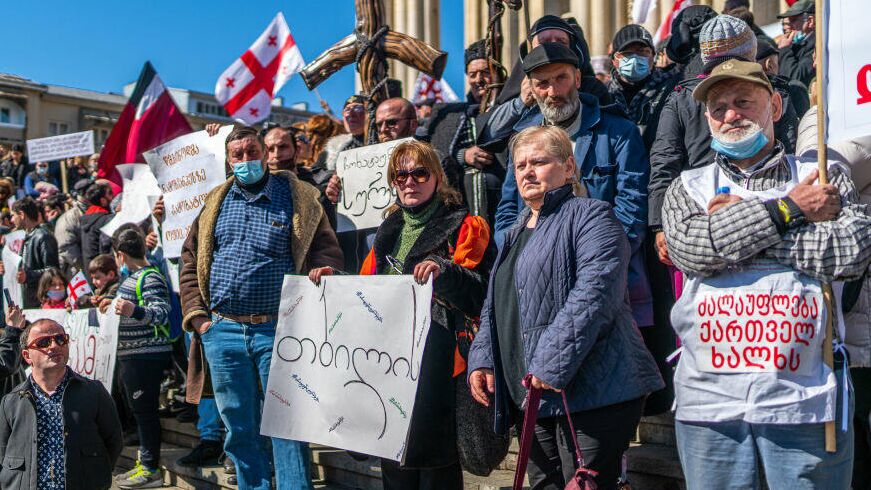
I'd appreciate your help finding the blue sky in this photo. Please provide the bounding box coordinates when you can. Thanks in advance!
[2,0,466,115]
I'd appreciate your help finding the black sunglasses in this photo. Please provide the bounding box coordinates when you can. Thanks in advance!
[393,167,431,186]
[27,333,70,350]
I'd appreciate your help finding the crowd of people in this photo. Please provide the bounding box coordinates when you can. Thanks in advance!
[0,0,869,489]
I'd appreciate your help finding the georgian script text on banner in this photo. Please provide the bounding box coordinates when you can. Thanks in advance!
[826,0,871,142]
[261,275,432,462]
[144,125,232,258]
[23,302,120,392]
[692,289,823,375]
[335,138,409,232]
[26,130,95,163]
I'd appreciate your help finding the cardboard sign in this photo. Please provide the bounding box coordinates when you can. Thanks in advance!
[26,131,95,163]
[693,289,823,375]
[144,126,232,258]
[261,275,432,462]
[2,230,25,308]
[335,138,408,232]
[827,0,871,142]
[23,303,120,392]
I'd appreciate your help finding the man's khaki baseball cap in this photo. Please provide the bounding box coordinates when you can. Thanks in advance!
[693,59,774,103]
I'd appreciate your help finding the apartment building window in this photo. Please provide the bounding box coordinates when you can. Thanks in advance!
[0,108,9,124]
[48,122,69,136]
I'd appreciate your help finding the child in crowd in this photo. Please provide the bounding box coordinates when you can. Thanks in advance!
[37,267,67,309]
[87,253,120,307]
[108,227,172,489]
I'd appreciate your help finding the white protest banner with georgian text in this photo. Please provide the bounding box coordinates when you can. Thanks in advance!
[691,288,824,375]
[261,275,432,463]
[144,125,232,258]
[826,0,871,142]
[26,130,95,163]
[24,302,120,392]
[2,230,24,308]
[335,138,409,232]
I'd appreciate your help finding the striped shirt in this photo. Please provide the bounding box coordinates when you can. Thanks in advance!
[116,267,172,357]
[662,145,871,282]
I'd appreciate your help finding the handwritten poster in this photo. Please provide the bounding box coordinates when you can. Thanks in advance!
[144,125,232,258]
[335,138,408,232]
[693,289,823,375]
[261,275,432,462]
[2,230,25,308]
[26,130,94,163]
[23,302,120,392]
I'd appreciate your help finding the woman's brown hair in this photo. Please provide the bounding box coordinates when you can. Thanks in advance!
[37,268,67,304]
[305,114,345,167]
[384,140,462,216]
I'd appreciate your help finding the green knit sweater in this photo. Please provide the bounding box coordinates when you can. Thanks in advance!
[388,199,441,274]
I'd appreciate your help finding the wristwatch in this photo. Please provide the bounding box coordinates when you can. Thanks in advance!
[777,197,806,229]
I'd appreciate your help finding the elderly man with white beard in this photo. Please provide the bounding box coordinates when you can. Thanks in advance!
[662,60,871,489]
[494,42,654,332]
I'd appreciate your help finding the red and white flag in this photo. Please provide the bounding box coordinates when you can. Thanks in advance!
[98,62,192,192]
[654,0,693,45]
[411,73,459,104]
[67,271,92,309]
[215,13,305,125]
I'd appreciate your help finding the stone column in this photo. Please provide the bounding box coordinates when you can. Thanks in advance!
[588,0,615,57]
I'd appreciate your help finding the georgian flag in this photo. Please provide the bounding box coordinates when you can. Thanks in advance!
[67,271,92,309]
[411,73,459,104]
[654,0,693,45]
[215,13,305,124]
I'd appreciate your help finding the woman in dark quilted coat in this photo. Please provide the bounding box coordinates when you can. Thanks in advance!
[468,126,663,490]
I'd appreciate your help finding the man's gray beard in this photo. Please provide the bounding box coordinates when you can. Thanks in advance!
[537,93,581,124]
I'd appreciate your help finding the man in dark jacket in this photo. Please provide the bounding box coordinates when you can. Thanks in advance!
[606,24,682,151]
[0,144,29,193]
[418,40,505,224]
[777,0,816,87]
[11,198,59,308]
[79,181,114,275]
[0,319,122,490]
[494,43,654,334]
[648,14,799,264]
[757,39,810,118]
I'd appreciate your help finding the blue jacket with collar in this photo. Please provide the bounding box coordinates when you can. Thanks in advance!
[491,93,653,327]
[468,186,664,434]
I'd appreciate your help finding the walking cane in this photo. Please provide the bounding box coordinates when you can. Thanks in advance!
[814,0,836,454]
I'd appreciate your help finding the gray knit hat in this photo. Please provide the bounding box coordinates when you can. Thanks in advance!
[698,14,757,68]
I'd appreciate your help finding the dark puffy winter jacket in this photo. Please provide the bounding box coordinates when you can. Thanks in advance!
[467,185,664,434]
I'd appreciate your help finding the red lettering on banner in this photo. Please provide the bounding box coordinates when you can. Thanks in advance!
[743,346,771,369]
[858,65,871,105]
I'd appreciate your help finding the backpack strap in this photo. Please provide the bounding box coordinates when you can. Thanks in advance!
[135,266,170,339]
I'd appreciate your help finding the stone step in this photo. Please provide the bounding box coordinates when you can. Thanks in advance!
[118,444,238,490]
[310,446,524,490]
[625,442,685,490]
[159,417,201,449]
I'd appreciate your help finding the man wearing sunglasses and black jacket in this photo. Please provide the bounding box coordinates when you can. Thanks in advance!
[0,318,122,490]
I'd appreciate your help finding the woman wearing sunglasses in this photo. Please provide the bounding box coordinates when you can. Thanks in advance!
[309,140,495,489]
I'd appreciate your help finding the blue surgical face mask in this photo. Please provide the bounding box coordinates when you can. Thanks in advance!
[710,125,770,160]
[46,290,65,301]
[36,167,48,176]
[233,160,265,185]
[617,54,651,82]
[792,31,807,44]
[119,264,130,280]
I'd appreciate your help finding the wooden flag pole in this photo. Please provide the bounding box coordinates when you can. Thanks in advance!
[813,0,836,454]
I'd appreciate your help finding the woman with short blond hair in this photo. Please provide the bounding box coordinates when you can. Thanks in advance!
[468,125,663,490]
[310,139,495,489]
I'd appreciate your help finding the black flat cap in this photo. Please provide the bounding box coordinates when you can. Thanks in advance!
[778,0,814,18]
[522,43,579,75]
[612,24,655,54]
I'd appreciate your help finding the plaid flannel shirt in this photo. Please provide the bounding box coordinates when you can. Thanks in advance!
[662,144,871,282]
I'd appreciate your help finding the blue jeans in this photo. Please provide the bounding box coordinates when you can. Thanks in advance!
[201,315,312,490]
[185,332,223,442]
[675,366,854,490]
